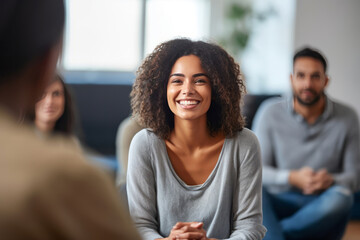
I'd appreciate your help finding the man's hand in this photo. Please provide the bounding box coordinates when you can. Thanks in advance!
[289,167,334,194]
[304,168,334,194]
[289,166,315,192]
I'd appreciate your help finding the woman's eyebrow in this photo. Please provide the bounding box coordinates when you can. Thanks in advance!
[169,73,185,77]
[193,73,209,78]
[169,73,209,78]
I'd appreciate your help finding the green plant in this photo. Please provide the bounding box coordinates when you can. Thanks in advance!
[220,2,276,58]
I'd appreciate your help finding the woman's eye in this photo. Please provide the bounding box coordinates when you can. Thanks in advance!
[53,91,62,97]
[195,79,206,84]
[171,79,182,84]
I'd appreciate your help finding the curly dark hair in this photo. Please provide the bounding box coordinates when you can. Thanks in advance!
[131,38,246,139]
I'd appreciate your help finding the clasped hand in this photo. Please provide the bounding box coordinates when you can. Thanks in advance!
[163,222,216,240]
[289,167,334,194]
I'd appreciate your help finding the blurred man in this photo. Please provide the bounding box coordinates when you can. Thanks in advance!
[253,47,359,240]
[0,1,141,239]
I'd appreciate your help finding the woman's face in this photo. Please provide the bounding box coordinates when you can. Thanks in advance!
[167,55,211,122]
[35,80,65,126]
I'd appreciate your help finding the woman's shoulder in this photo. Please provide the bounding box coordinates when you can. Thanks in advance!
[131,128,163,148]
[133,128,159,140]
[227,128,260,150]
[231,128,258,141]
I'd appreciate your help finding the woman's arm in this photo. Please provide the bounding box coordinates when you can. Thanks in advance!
[229,131,267,240]
[127,130,163,240]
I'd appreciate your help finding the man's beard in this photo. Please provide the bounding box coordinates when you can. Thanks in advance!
[295,89,324,106]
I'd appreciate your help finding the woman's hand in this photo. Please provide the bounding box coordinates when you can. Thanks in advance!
[163,222,216,240]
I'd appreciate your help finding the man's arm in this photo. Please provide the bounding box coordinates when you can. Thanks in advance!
[332,110,360,192]
[253,101,290,187]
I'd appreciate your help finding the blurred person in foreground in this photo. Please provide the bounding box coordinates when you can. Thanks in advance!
[253,47,360,240]
[0,0,141,239]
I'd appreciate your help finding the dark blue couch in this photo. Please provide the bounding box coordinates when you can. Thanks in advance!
[69,83,132,156]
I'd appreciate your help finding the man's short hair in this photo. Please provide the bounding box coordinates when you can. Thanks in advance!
[0,0,64,79]
[293,47,328,73]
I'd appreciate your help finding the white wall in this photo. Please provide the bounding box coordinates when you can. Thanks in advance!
[294,0,360,122]
[209,0,295,94]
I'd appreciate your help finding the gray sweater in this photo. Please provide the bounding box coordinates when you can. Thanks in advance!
[127,129,266,240]
[253,95,360,193]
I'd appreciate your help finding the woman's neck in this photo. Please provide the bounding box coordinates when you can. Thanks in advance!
[169,116,222,152]
[35,119,55,133]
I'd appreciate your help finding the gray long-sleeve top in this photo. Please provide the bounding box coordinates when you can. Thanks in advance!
[127,129,266,240]
[253,95,360,193]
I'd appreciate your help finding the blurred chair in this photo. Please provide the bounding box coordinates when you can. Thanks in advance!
[115,116,143,204]
[351,191,360,219]
[69,83,133,179]
[242,94,280,129]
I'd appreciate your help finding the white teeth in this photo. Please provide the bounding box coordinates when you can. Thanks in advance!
[179,100,198,106]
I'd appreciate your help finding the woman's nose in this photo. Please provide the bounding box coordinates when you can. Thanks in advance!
[182,80,195,95]
[43,95,53,105]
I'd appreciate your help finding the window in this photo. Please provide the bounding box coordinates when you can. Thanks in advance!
[62,0,295,93]
[144,0,210,55]
[240,0,296,93]
[63,0,142,72]
[63,0,210,78]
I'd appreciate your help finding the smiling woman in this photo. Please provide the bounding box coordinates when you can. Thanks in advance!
[30,74,75,136]
[127,38,266,240]
[35,79,65,131]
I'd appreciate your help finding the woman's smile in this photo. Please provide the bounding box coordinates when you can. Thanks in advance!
[177,99,200,109]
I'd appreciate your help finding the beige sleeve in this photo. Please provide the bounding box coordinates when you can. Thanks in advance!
[6,160,142,240]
